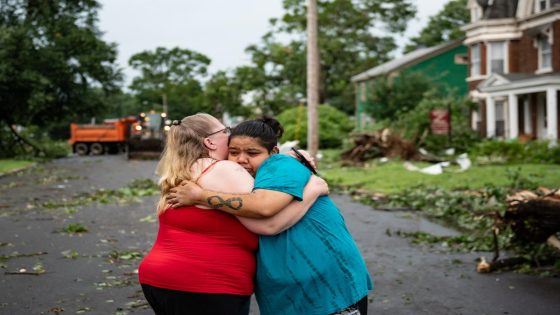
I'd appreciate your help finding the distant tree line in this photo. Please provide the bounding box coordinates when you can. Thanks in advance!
[0,0,469,157]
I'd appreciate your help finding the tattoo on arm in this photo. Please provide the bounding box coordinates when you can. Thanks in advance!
[207,195,243,210]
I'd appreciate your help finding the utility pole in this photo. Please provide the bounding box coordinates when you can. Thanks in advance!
[307,0,320,159]
[162,93,168,115]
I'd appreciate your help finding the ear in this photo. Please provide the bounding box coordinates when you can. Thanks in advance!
[271,146,279,154]
[203,137,217,151]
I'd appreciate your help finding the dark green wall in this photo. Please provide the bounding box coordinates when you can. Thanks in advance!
[405,45,468,96]
[354,44,468,130]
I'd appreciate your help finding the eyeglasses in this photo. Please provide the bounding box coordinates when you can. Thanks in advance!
[206,126,231,137]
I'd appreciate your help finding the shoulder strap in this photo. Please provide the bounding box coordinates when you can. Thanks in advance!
[194,159,223,184]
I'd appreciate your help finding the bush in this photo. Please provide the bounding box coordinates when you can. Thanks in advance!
[470,140,560,164]
[390,89,480,153]
[277,104,353,148]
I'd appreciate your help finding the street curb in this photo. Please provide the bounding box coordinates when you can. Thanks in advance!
[0,163,37,179]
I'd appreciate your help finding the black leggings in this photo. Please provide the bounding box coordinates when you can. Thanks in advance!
[141,284,251,315]
[331,296,369,315]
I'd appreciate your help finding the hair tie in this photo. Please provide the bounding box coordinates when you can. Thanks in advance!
[172,120,180,126]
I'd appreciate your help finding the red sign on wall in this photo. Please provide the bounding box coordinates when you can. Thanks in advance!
[430,110,450,135]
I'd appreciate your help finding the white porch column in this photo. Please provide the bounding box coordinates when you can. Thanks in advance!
[523,99,532,134]
[508,93,519,139]
[547,88,558,141]
[486,96,496,138]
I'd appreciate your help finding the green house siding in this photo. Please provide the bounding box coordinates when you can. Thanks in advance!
[405,45,468,96]
[354,44,468,130]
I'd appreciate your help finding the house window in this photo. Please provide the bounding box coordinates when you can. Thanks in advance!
[539,36,552,69]
[455,54,468,65]
[536,0,549,12]
[489,42,505,74]
[471,44,481,76]
[495,101,505,138]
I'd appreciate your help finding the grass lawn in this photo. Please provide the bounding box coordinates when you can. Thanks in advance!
[0,159,34,174]
[319,150,560,194]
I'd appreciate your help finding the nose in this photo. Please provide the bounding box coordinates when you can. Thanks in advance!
[236,153,249,164]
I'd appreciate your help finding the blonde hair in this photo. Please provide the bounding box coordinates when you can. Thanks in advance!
[156,113,217,214]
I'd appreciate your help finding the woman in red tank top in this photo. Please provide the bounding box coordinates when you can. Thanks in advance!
[138,113,326,315]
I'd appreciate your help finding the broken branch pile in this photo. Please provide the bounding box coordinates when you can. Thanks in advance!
[477,188,560,273]
[341,129,419,163]
[505,188,560,245]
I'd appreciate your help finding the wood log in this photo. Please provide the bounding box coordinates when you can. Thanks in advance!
[505,198,560,243]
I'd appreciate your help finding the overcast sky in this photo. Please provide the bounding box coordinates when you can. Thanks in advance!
[98,0,451,86]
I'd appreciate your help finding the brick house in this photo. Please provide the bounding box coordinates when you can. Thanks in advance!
[464,0,560,140]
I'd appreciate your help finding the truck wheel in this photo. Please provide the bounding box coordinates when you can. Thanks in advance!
[90,143,104,155]
[75,143,89,156]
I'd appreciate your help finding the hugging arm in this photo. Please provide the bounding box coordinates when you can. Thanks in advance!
[238,175,328,235]
[169,183,293,218]
[168,160,318,219]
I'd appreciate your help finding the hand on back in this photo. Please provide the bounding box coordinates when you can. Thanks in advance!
[308,175,329,197]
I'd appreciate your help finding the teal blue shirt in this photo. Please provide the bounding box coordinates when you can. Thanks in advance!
[253,154,373,315]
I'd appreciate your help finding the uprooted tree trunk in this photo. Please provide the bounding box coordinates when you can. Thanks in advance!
[505,191,560,243]
[477,189,560,273]
[341,129,420,164]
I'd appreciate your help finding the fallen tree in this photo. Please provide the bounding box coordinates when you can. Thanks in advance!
[341,129,420,163]
[477,188,560,273]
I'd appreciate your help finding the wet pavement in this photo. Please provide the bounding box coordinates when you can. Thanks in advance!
[0,155,559,315]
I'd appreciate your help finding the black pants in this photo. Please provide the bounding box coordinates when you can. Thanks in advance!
[331,296,369,315]
[141,284,251,315]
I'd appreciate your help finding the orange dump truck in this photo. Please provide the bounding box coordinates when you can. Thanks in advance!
[69,117,137,155]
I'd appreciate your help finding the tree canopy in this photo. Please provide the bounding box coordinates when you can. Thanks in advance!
[0,0,121,128]
[238,0,417,115]
[404,0,469,53]
[128,47,211,119]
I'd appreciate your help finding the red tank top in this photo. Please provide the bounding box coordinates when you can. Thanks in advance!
[138,162,258,295]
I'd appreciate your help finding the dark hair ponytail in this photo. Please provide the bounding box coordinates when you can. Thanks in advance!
[230,116,284,152]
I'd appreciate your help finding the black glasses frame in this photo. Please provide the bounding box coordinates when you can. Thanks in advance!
[206,126,231,137]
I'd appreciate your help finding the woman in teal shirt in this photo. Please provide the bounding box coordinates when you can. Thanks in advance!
[168,117,372,315]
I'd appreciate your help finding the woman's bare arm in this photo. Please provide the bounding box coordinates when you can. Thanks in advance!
[180,160,293,218]
[238,176,328,235]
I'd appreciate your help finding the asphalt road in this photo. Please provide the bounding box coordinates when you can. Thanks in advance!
[0,155,559,315]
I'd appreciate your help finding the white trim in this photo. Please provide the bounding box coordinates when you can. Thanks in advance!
[517,0,534,18]
[463,7,560,43]
[486,41,508,74]
[535,0,551,14]
[480,75,560,95]
[537,28,554,71]
[467,75,488,82]
[470,44,481,76]
[523,97,532,134]
[487,96,496,138]
[536,67,554,74]
[469,90,488,99]
[520,10,560,30]
[546,87,558,140]
[508,93,519,139]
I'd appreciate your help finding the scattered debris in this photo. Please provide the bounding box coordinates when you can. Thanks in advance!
[5,262,46,276]
[403,153,472,175]
[47,307,64,314]
[1,251,48,262]
[60,223,89,234]
[341,129,419,164]
[61,249,79,259]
